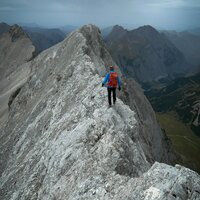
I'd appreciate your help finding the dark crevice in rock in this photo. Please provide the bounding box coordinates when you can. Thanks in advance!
[8,87,21,109]
[172,193,177,198]
[56,74,62,82]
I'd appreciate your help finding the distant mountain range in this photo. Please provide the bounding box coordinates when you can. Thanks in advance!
[17,22,41,28]
[60,25,77,34]
[187,27,200,36]
[162,30,200,73]
[22,26,66,53]
[105,25,189,84]
[101,26,114,38]
[0,22,78,53]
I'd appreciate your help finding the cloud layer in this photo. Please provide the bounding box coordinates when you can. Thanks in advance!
[0,0,200,30]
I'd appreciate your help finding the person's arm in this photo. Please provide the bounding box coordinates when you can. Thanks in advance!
[102,73,109,86]
[117,76,121,90]
[117,76,121,87]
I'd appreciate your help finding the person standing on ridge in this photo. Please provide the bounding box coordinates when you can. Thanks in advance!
[102,66,121,107]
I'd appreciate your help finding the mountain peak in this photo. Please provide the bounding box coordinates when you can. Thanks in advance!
[112,25,125,31]
[79,24,101,35]
[0,22,10,36]
[0,22,9,26]
[107,25,127,41]
[111,25,127,35]
[9,24,29,41]
[134,25,159,35]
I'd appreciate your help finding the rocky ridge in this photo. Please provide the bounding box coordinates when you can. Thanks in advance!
[0,25,199,200]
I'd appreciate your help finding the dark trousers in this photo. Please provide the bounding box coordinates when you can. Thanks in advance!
[107,87,116,106]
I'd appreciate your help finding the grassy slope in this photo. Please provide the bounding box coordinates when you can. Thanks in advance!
[157,112,200,173]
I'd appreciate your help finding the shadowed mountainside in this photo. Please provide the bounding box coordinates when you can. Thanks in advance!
[163,30,200,74]
[106,25,189,84]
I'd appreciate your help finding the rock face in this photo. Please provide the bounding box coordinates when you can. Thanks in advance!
[0,25,199,200]
[106,25,189,83]
[0,24,35,127]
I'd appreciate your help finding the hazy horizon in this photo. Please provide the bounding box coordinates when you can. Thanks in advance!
[1,0,200,31]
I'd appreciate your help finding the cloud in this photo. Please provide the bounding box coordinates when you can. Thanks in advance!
[133,0,200,9]
[0,6,15,11]
[0,0,200,29]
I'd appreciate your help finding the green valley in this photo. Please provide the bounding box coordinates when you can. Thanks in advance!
[145,73,200,172]
[157,112,200,173]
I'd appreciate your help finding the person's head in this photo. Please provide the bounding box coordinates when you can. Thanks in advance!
[110,66,114,71]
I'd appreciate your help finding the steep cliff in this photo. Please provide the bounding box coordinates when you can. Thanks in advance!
[0,24,35,127]
[0,25,199,200]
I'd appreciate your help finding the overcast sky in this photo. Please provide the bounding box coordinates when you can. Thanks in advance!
[0,0,200,30]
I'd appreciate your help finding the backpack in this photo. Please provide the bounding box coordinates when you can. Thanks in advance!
[108,72,118,88]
